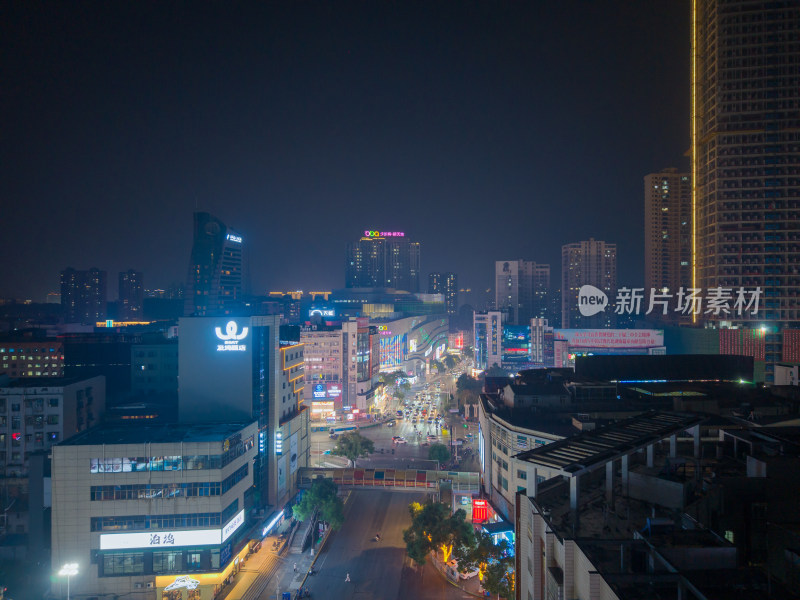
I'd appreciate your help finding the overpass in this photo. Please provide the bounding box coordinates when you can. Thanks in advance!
[298,467,480,493]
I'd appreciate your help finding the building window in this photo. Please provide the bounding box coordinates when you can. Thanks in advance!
[517,470,527,480]
[102,552,144,576]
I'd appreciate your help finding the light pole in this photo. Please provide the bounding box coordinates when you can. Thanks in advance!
[58,563,78,600]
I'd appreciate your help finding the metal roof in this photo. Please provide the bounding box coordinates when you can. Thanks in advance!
[514,411,705,475]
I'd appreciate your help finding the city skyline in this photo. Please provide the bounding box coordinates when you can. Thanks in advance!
[1,2,690,302]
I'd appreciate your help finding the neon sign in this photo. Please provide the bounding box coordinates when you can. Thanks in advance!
[216,321,249,352]
[221,510,245,542]
[226,234,242,243]
[165,576,200,591]
[364,230,405,238]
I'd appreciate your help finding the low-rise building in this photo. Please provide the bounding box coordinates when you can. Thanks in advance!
[51,422,257,599]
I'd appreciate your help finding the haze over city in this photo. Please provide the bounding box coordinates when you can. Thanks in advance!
[1,2,689,301]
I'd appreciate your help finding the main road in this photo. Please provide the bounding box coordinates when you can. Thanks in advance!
[297,490,473,600]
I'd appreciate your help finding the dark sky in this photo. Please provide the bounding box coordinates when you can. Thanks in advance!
[1,2,690,306]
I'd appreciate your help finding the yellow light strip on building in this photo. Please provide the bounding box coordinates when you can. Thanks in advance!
[691,0,698,324]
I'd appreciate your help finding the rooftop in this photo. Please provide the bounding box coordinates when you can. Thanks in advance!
[58,422,255,446]
[514,411,705,475]
[0,376,98,389]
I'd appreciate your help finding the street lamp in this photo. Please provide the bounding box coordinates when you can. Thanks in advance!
[58,563,78,600]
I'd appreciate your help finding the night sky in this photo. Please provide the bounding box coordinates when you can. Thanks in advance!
[1,2,690,306]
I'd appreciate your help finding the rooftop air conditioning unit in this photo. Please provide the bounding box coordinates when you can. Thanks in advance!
[146,582,155,588]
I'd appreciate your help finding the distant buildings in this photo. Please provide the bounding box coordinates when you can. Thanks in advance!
[345,230,420,292]
[118,269,143,321]
[495,260,550,325]
[60,267,107,324]
[429,271,458,315]
[185,212,244,316]
[644,169,691,320]
[0,332,64,379]
[561,239,617,329]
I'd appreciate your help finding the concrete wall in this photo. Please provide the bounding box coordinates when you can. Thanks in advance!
[627,471,688,510]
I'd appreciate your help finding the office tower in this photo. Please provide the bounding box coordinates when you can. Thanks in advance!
[118,269,143,321]
[185,212,244,316]
[345,230,420,292]
[495,261,550,325]
[644,169,692,319]
[178,315,308,507]
[561,239,617,328]
[444,272,458,315]
[60,267,107,324]
[693,0,799,325]
[428,272,442,294]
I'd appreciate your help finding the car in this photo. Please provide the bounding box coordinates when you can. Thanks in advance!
[426,435,438,441]
[387,421,395,427]
[411,418,417,424]
[329,433,339,439]
[395,437,408,444]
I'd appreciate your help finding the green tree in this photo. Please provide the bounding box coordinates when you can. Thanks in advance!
[400,381,411,392]
[331,431,375,467]
[462,346,474,359]
[482,560,514,599]
[292,478,345,530]
[443,355,458,370]
[428,443,450,465]
[403,502,475,565]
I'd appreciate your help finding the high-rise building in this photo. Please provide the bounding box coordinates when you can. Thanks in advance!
[473,311,502,371]
[428,272,458,315]
[444,272,458,315]
[185,212,244,316]
[692,1,800,381]
[428,272,442,294]
[60,267,107,324]
[495,261,550,325]
[561,239,617,329]
[178,315,308,507]
[345,231,420,292]
[644,169,692,320]
[118,269,143,321]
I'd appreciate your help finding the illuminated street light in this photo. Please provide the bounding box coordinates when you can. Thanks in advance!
[58,563,79,600]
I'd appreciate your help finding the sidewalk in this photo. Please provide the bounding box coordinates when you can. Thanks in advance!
[221,494,347,600]
[429,552,485,598]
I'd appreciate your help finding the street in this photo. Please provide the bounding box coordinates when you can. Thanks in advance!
[300,490,472,600]
[311,372,480,472]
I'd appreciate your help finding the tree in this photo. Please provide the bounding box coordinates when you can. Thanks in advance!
[292,478,345,530]
[482,560,514,599]
[486,363,509,379]
[331,431,375,467]
[400,380,411,392]
[456,388,480,409]
[456,373,482,393]
[428,443,450,465]
[461,345,474,359]
[443,355,458,370]
[403,502,475,565]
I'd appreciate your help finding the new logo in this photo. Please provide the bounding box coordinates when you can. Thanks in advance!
[578,285,608,317]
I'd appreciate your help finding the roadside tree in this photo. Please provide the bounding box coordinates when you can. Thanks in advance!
[331,431,375,467]
[291,478,345,530]
[403,501,475,565]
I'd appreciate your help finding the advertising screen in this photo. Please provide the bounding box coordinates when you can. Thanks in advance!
[555,329,664,349]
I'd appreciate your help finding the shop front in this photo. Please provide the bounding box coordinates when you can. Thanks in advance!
[155,544,250,600]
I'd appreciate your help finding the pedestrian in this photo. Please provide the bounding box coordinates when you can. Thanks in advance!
[294,562,298,572]
[345,573,351,582]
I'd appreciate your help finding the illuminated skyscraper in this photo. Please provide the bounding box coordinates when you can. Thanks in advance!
[60,267,107,324]
[345,231,420,292]
[644,169,691,321]
[118,269,143,321]
[429,272,458,315]
[692,0,800,326]
[185,212,244,316]
[495,260,550,325]
[428,272,443,294]
[561,239,616,329]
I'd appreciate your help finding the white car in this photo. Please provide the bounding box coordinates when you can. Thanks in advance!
[165,576,200,591]
[394,437,408,444]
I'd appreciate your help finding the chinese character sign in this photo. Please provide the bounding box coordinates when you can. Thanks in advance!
[597,287,762,317]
